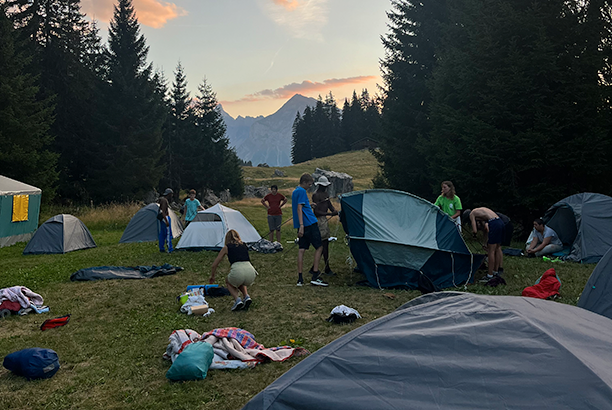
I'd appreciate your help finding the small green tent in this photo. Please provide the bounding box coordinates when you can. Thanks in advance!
[0,175,41,248]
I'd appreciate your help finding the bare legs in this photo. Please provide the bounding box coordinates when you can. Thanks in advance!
[226,279,249,301]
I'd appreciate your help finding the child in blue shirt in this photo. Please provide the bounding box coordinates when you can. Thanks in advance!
[292,173,327,287]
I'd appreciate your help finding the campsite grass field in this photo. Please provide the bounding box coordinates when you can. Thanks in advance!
[0,150,596,410]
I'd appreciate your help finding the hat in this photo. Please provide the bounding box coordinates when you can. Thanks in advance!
[315,176,331,187]
[163,188,174,196]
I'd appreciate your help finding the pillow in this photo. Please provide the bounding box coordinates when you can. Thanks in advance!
[166,341,213,381]
[3,348,60,380]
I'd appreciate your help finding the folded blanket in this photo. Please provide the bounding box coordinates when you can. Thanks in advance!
[0,286,44,308]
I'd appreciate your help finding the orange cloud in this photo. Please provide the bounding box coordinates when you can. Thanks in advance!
[222,76,378,104]
[273,0,300,11]
[81,0,186,29]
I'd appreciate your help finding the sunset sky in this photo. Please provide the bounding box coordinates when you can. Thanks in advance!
[80,0,390,118]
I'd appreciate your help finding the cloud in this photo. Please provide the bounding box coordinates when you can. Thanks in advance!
[221,76,378,104]
[273,0,300,11]
[81,0,186,29]
[261,0,328,40]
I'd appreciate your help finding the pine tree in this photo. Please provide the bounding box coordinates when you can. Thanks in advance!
[378,0,447,196]
[188,78,243,197]
[6,0,108,201]
[93,0,166,201]
[161,61,191,194]
[425,0,612,224]
[0,5,57,199]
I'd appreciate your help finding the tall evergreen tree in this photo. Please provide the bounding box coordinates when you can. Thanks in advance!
[189,78,243,197]
[0,5,57,198]
[425,0,611,224]
[161,62,190,194]
[6,0,107,201]
[92,0,165,201]
[377,0,447,196]
[291,109,313,163]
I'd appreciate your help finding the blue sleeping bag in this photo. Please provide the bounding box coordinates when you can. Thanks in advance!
[3,348,60,380]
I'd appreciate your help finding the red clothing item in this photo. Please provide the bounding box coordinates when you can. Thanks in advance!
[263,193,286,216]
[522,268,561,299]
[0,300,21,312]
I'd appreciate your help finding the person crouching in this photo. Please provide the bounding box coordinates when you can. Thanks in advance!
[209,229,257,311]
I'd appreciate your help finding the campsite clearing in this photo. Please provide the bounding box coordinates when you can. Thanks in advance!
[0,151,597,410]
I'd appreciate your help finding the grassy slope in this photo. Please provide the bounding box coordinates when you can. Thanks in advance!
[0,150,594,410]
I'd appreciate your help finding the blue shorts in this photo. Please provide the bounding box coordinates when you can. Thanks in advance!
[298,223,322,250]
[488,218,504,245]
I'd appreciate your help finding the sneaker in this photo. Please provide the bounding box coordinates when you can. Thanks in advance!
[231,298,244,311]
[243,296,252,310]
[310,278,329,287]
[324,269,336,276]
[479,275,494,284]
[296,279,304,287]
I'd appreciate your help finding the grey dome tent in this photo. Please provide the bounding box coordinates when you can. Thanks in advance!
[339,189,484,289]
[119,203,183,244]
[23,214,96,254]
[242,292,612,410]
[543,192,612,263]
[578,246,612,320]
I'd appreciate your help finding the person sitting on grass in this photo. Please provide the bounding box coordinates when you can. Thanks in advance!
[526,218,563,257]
[209,229,257,311]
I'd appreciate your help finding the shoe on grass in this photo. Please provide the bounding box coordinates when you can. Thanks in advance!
[231,298,244,311]
[311,277,329,287]
[479,275,494,284]
[324,269,336,276]
[243,296,252,310]
[296,279,304,287]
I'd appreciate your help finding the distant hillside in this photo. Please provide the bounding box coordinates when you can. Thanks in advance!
[242,149,378,192]
[221,94,317,167]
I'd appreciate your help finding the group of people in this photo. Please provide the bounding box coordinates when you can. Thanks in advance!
[260,175,337,287]
[157,176,564,310]
[434,181,564,283]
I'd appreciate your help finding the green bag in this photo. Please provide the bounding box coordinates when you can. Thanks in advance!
[166,342,214,381]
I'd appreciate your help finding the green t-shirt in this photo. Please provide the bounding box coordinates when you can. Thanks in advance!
[434,195,462,218]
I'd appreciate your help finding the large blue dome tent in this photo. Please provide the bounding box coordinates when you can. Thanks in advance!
[242,292,612,410]
[339,189,484,289]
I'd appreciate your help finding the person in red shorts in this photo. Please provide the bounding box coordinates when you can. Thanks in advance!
[261,185,287,242]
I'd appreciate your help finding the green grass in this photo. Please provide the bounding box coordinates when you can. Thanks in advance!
[0,150,595,410]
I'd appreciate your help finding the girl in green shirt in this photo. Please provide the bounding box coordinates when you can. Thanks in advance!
[434,181,462,231]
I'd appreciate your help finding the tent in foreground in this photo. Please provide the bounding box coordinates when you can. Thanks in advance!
[340,189,484,289]
[0,175,42,248]
[578,246,612,320]
[243,292,612,410]
[543,192,612,263]
[176,204,261,251]
[23,214,96,254]
[119,203,183,244]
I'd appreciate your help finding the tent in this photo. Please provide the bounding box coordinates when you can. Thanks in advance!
[23,214,96,254]
[577,246,612,320]
[543,192,612,263]
[242,292,612,410]
[119,203,183,244]
[340,189,484,289]
[176,204,261,251]
[0,175,42,248]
